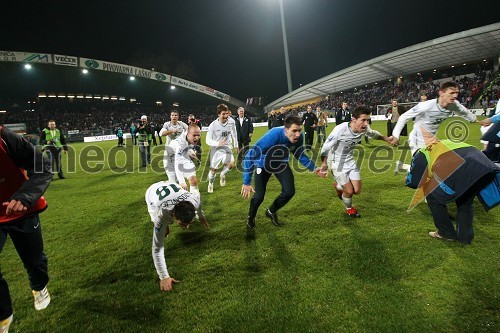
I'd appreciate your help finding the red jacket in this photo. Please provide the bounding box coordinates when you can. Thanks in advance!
[0,126,52,223]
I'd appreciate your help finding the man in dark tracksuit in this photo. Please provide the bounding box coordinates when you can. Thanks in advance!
[0,127,53,331]
[241,116,326,229]
[406,140,499,244]
[302,105,318,148]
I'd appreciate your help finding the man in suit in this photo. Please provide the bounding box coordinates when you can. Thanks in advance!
[235,107,254,164]
[385,99,407,137]
[335,101,351,126]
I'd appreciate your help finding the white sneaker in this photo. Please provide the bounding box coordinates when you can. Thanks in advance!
[394,161,408,174]
[207,182,214,193]
[220,175,226,187]
[33,286,51,310]
[0,314,13,333]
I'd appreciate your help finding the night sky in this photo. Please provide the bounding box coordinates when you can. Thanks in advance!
[0,0,498,104]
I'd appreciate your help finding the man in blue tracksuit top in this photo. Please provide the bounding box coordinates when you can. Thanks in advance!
[241,116,326,229]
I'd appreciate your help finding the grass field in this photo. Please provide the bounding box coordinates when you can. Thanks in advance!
[2,118,499,332]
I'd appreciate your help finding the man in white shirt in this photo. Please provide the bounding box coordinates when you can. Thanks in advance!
[390,82,477,171]
[160,110,189,177]
[159,110,188,145]
[320,106,393,218]
[205,104,238,193]
[164,125,202,198]
[145,181,208,292]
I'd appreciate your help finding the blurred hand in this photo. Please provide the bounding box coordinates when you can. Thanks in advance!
[2,200,27,215]
[314,168,327,178]
[241,185,255,199]
[480,118,492,126]
[160,277,179,291]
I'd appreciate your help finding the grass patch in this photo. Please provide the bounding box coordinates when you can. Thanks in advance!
[2,118,498,332]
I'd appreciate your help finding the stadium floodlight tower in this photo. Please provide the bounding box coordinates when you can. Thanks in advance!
[278,0,292,93]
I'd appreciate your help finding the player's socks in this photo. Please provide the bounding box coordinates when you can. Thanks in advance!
[208,171,216,183]
[190,185,200,199]
[221,166,230,177]
[341,194,352,209]
[166,171,177,183]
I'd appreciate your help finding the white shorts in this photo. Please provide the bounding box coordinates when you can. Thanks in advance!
[209,146,234,169]
[330,160,360,186]
[176,159,197,181]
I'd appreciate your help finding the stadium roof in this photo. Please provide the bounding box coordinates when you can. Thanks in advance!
[265,22,500,111]
[0,55,249,111]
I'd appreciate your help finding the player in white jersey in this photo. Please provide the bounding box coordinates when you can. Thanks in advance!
[320,106,393,217]
[159,110,188,145]
[390,82,477,171]
[145,181,208,291]
[205,104,238,193]
[164,125,202,198]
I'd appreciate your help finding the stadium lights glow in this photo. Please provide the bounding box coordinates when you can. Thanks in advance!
[76,95,84,99]
[57,95,66,98]
[24,64,32,69]
[68,95,75,98]
[130,98,136,102]
[119,97,125,101]
[451,65,455,68]
[82,69,89,74]
[93,96,101,99]
[0,110,6,113]
[170,85,176,90]
[48,94,57,98]
[129,76,135,81]
[173,103,179,107]
[85,95,93,99]
[39,94,47,98]
[463,63,466,65]
[156,101,163,106]
[483,59,487,62]
[102,96,109,100]
[111,97,118,100]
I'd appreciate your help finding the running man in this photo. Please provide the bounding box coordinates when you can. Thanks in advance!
[389,81,477,171]
[320,106,393,217]
[205,104,238,193]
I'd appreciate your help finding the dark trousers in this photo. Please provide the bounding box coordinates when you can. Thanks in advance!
[237,140,250,164]
[483,142,500,163]
[45,146,63,178]
[248,165,295,220]
[0,215,49,320]
[139,141,151,166]
[427,186,477,244]
[316,126,326,145]
[304,127,314,147]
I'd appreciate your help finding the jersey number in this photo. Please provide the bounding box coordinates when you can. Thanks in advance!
[156,183,181,200]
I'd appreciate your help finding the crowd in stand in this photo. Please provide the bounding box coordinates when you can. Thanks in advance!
[0,100,218,135]
[281,61,498,117]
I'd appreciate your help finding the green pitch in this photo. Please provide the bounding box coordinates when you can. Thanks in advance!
[2,118,498,332]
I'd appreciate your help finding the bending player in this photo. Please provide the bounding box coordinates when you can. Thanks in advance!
[320,106,393,217]
[145,181,208,291]
[164,125,202,198]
